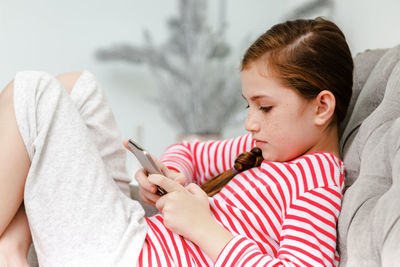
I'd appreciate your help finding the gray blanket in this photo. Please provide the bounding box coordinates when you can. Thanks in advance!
[338,44,400,266]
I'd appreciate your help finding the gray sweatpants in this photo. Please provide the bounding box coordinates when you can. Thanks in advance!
[13,71,148,266]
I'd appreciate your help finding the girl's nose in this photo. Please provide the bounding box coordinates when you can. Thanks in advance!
[245,112,260,133]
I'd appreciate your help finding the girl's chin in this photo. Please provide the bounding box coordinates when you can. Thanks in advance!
[259,146,286,162]
[261,151,274,162]
[262,151,286,162]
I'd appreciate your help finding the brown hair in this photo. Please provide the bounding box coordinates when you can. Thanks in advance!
[201,17,353,197]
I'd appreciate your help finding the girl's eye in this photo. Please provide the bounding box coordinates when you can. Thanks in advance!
[260,106,273,112]
[245,104,249,109]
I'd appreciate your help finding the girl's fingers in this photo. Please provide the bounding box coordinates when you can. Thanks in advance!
[134,168,162,207]
[138,188,160,206]
[186,183,207,198]
[155,195,166,212]
[122,140,130,151]
[173,173,187,186]
[138,190,153,206]
[135,169,156,193]
[148,174,183,193]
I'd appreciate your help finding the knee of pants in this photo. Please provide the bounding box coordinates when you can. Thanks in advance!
[13,71,72,159]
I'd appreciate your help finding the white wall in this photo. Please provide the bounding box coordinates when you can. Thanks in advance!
[0,0,284,175]
[334,0,400,56]
[1,0,399,176]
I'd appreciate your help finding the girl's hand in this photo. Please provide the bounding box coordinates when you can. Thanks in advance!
[149,175,234,262]
[134,165,186,206]
[149,175,214,242]
[124,139,187,206]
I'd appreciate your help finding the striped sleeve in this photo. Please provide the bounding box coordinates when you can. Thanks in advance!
[214,186,342,267]
[160,134,254,185]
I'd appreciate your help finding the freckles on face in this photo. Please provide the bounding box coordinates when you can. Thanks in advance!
[261,100,315,161]
[263,94,314,161]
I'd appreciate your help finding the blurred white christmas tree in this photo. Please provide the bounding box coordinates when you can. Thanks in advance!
[97,0,243,136]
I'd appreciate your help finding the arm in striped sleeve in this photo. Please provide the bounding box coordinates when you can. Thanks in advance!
[214,186,342,267]
[160,134,254,185]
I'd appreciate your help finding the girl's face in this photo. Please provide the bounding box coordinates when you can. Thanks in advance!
[241,60,321,162]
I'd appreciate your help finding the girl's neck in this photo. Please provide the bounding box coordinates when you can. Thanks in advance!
[308,125,340,158]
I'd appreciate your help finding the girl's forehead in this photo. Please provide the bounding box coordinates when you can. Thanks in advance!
[242,69,288,96]
[241,59,285,86]
[243,55,277,76]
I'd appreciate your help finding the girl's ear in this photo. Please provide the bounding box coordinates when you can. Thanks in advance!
[314,90,336,126]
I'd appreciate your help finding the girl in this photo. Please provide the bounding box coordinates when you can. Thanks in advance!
[0,17,353,266]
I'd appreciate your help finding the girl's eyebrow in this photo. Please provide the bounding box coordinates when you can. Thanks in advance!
[242,94,272,101]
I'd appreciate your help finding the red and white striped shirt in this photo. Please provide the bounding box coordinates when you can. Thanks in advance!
[139,134,344,266]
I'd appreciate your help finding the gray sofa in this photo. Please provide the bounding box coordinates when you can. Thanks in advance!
[338,45,400,266]
[29,45,400,266]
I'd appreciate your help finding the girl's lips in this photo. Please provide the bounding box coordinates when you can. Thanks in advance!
[255,140,267,148]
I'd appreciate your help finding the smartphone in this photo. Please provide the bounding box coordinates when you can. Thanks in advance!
[127,139,167,196]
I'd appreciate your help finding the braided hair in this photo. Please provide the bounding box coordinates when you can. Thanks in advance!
[201,147,264,197]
